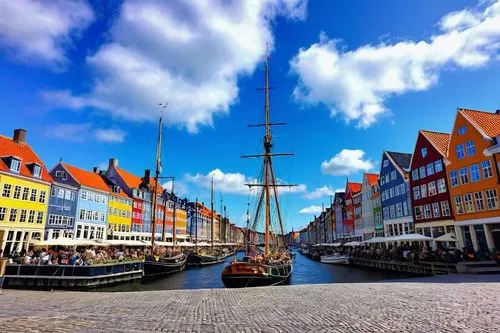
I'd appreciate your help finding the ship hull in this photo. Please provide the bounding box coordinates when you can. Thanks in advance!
[188,253,226,266]
[144,254,187,277]
[221,262,292,288]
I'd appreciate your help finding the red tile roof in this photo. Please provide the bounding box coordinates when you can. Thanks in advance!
[115,167,143,189]
[348,182,362,193]
[62,163,110,193]
[149,178,164,195]
[421,130,450,157]
[0,134,52,182]
[461,109,500,138]
[365,173,379,186]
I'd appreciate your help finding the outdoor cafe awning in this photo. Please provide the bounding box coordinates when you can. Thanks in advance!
[434,233,457,242]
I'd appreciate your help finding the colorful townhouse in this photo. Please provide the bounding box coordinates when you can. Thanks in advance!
[353,191,363,240]
[380,151,413,236]
[446,109,500,253]
[161,192,188,240]
[102,175,132,240]
[0,129,51,254]
[361,173,379,240]
[45,175,78,241]
[409,130,455,241]
[104,158,152,241]
[325,206,334,243]
[371,180,383,237]
[343,181,362,241]
[334,191,345,240]
[188,201,213,241]
[50,163,109,241]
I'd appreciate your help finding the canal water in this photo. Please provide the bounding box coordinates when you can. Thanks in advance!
[99,251,405,292]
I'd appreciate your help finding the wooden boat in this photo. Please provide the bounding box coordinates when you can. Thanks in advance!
[221,55,293,288]
[3,261,144,290]
[144,252,187,277]
[320,254,350,265]
[188,252,225,266]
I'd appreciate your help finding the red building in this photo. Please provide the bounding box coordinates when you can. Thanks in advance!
[343,181,362,241]
[409,130,455,240]
[132,198,143,229]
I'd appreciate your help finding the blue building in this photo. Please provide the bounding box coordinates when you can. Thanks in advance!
[379,151,414,236]
[45,180,78,241]
[50,162,109,241]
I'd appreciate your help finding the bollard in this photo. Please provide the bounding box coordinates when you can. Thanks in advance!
[0,258,7,293]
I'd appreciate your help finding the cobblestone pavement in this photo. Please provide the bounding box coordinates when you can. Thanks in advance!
[1,281,499,332]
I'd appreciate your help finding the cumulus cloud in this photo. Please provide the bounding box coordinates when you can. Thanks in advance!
[44,123,127,143]
[303,185,335,199]
[43,0,307,132]
[0,0,94,69]
[321,149,374,176]
[290,0,500,128]
[298,205,322,214]
[162,179,189,198]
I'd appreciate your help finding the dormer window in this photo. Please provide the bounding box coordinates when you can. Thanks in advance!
[113,185,120,193]
[10,158,20,172]
[33,165,42,178]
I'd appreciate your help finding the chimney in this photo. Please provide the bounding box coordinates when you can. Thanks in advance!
[496,109,500,115]
[143,169,151,184]
[93,167,100,174]
[109,158,118,168]
[13,129,26,143]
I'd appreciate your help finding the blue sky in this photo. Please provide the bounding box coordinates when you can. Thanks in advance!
[1,0,499,232]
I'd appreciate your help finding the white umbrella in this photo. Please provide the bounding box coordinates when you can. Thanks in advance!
[155,241,174,247]
[332,242,342,247]
[177,241,196,247]
[343,241,362,247]
[196,241,210,246]
[434,233,457,242]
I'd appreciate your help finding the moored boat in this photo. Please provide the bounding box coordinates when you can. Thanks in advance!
[188,252,225,266]
[320,253,350,265]
[222,260,292,288]
[144,252,187,277]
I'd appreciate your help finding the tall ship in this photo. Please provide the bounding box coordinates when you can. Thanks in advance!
[221,55,293,288]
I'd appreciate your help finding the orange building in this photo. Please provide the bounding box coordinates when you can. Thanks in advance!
[446,108,500,252]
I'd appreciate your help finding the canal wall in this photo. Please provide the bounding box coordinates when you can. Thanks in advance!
[1,279,499,332]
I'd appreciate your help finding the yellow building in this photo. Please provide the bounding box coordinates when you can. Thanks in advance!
[0,129,51,254]
[107,186,133,238]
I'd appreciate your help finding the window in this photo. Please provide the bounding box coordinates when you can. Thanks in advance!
[427,163,434,176]
[71,192,76,201]
[481,160,493,179]
[432,202,440,218]
[95,194,101,203]
[403,201,409,216]
[9,208,18,222]
[30,189,37,201]
[36,211,44,224]
[385,174,389,184]
[383,160,389,167]
[459,168,469,185]
[463,193,475,213]
[390,205,395,219]
[395,185,400,196]
[435,159,443,173]
[65,190,71,200]
[474,192,485,212]
[420,184,427,198]
[485,189,499,210]
[390,170,397,181]
[396,203,402,217]
[39,190,46,203]
[465,141,476,156]
[13,186,21,199]
[469,164,481,182]
[428,181,436,196]
[22,187,29,200]
[2,184,12,197]
[10,158,20,172]
[423,204,432,218]
[454,196,464,214]
[412,169,419,181]
[89,192,94,202]
[421,147,427,158]
[81,190,87,200]
[400,183,406,194]
[0,207,6,221]
[419,166,426,179]
[28,210,35,223]
[458,126,467,135]
[80,209,85,220]
[414,206,422,220]
[456,144,465,159]
[437,178,447,193]
[33,165,42,178]
[51,187,56,196]
[441,201,451,216]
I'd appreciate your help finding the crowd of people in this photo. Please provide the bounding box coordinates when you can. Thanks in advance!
[0,246,145,266]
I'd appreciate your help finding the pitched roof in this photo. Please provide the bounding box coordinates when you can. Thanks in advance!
[62,163,110,193]
[101,176,130,199]
[149,178,164,195]
[0,134,52,182]
[115,166,143,189]
[420,130,450,157]
[386,151,412,172]
[461,109,500,138]
[365,173,379,186]
[347,182,362,193]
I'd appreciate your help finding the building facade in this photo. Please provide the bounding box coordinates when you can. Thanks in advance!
[334,192,345,239]
[380,151,413,236]
[45,182,78,241]
[361,173,379,240]
[371,180,383,237]
[343,182,361,241]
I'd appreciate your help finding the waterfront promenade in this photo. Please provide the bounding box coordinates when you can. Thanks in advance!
[1,277,499,332]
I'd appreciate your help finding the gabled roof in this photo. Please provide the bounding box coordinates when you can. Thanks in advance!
[347,182,362,193]
[386,151,412,172]
[420,130,450,157]
[461,109,500,138]
[0,134,52,182]
[101,175,130,199]
[365,173,379,186]
[61,163,110,193]
[115,166,143,189]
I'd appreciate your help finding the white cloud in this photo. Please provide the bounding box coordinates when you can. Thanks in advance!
[303,185,335,199]
[321,149,374,176]
[298,205,322,214]
[290,0,500,128]
[44,123,127,143]
[0,0,94,69]
[162,179,189,198]
[43,0,307,132]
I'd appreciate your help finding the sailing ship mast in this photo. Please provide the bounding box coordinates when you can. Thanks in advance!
[210,175,214,249]
[151,104,165,247]
[171,179,176,244]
